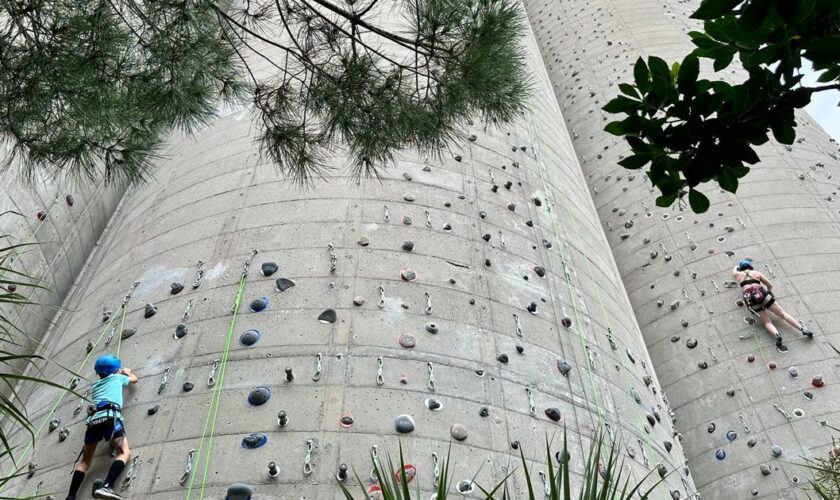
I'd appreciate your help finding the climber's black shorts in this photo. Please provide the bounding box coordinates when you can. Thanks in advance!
[748,291,775,312]
[84,419,125,444]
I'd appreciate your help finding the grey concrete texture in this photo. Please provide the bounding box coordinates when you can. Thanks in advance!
[521,0,840,498]
[2,10,698,500]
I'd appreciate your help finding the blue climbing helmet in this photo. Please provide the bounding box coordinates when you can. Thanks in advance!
[737,258,754,271]
[94,354,122,376]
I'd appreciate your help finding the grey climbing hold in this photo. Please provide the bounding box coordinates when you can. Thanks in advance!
[249,297,269,313]
[318,309,337,324]
[657,300,665,307]
[241,433,268,449]
[425,398,442,411]
[670,300,680,310]
[402,241,414,251]
[804,391,814,400]
[400,269,417,281]
[425,323,439,334]
[771,444,783,457]
[398,334,416,348]
[789,367,798,378]
[121,328,137,340]
[760,463,772,475]
[171,282,184,294]
[726,387,735,397]
[144,303,157,318]
[497,353,509,364]
[681,319,689,328]
[248,386,271,406]
[506,202,516,211]
[182,382,194,392]
[664,440,672,452]
[353,296,365,306]
[275,278,296,292]
[357,237,370,246]
[707,423,716,433]
[642,375,652,386]
[544,408,562,422]
[726,430,737,441]
[534,266,546,277]
[422,166,431,172]
[226,483,253,500]
[49,418,60,432]
[402,215,412,225]
[670,490,681,500]
[747,437,757,448]
[479,407,489,417]
[403,193,416,202]
[403,172,413,181]
[394,414,415,434]
[657,464,668,477]
[457,480,475,494]
[175,323,188,339]
[240,329,261,346]
[58,428,69,442]
[450,423,468,440]
[557,360,573,377]
[261,262,278,276]
[468,134,477,142]
[686,338,697,349]
[698,361,708,369]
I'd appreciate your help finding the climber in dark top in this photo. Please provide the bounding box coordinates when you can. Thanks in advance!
[733,257,814,353]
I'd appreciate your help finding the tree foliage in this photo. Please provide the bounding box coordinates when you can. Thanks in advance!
[0,0,531,185]
[603,0,840,212]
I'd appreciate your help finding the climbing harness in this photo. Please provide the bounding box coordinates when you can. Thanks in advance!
[303,440,314,476]
[376,357,385,386]
[312,353,322,382]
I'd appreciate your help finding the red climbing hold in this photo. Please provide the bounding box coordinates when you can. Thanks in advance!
[768,362,777,370]
[395,464,416,484]
[7,284,17,293]
[747,354,756,363]
[812,375,825,388]
[36,211,46,221]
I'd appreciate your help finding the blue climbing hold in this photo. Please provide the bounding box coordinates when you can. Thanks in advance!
[240,329,261,346]
[241,433,268,449]
[715,449,726,460]
[248,386,271,406]
[249,297,269,313]
[726,430,737,442]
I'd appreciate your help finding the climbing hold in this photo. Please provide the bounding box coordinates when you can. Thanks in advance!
[241,433,268,449]
[789,367,798,377]
[515,344,524,354]
[726,388,735,397]
[402,215,412,225]
[425,323,439,334]
[698,361,708,369]
[49,418,60,432]
[454,155,462,162]
[58,428,69,442]
[147,405,159,415]
[357,237,370,246]
[760,463,772,476]
[804,391,814,400]
[657,300,665,308]
[337,464,348,481]
[527,302,538,314]
[402,241,414,251]
[36,210,46,221]
[768,361,777,369]
[394,414,415,434]
[534,266,546,277]
[544,408,562,422]
[747,354,756,363]
[248,386,271,406]
[482,233,491,242]
[670,300,680,310]
[144,304,157,318]
[664,440,673,452]
[497,353,509,364]
[747,437,757,448]
[65,194,75,207]
[182,382,194,392]
[680,319,689,328]
[239,329,261,346]
[352,296,365,306]
[771,445,783,457]
[457,480,475,494]
[261,262,278,276]
[398,334,416,349]
[450,423,468,440]
[318,309,337,324]
[268,462,280,478]
[425,398,442,411]
[174,323,188,339]
[557,360,572,377]
[171,282,184,294]
[707,423,716,433]
[284,367,294,382]
[646,412,656,427]
[685,338,697,349]
[715,449,726,460]
[339,415,354,428]
[726,430,737,441]
[479,407,490,417]
[275,278,296,292]
[506,202,516,211]
[670,490,681,500]
[400,268,417,282]
[249,297,269,312]
[812,375,825,387]
[642,375,652,386]
[277,411,289,427]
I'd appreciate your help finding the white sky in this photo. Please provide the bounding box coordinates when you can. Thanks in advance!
[803,65,840,141]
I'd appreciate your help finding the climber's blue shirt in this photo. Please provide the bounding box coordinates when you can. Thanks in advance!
[88,374,130,422]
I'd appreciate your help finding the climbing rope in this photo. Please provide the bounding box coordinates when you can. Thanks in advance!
[186,250,257,500]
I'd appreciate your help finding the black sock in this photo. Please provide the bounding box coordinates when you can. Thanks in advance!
[104,459,126,487]
[68,469,85,496]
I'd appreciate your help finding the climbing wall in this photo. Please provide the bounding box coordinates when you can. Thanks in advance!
[5,14,696,500]
[522,0,840,498]
[0,169,125,359]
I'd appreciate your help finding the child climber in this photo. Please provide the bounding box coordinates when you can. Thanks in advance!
[66,354,137,500]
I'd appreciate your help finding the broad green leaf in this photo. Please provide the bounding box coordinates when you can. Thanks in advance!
[618,83,639,98]
[618,155,651,169]
[718,167,739,192]
[678,54,700,93]
[602,96,641,113]
[691,0,743,20]
[633,58,650,94]
[688,189,711,213]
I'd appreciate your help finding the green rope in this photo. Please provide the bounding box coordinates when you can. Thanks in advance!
[186,262,250,500]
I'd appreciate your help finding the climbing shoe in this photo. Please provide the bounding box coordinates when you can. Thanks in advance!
[775,336,789,353]
[799,323,815,339]
[92,485,122,500]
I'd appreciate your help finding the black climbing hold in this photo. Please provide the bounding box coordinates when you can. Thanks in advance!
[504,181,512,190]
[726,387,735,397]
[507,202,516,211]
[534,266,546,277]
[275,278,296,292]
[698,361,708,369]
[337,464,348,481]
[515,344,524,354]
[144,303,157,318]
[241,433,267,449]
[747,437,757,448]
[171,282,184,294]
[442,223,452,231]
[491,185,499,192]
[497,353,509,364]
[646,412,656,427]
[484,259,491,267]
[268,462,279,478]
[525,220,533,227]
[277,410,289,427]
[544,408,562,422]
[425,398,442,411]
[49,418,60,432]
[479,211,487,219]
[249,297,269,312]
[658,464,668,477]
[261,262,278,276]
[182,382,194,392]
[543,239,552,249]
[479,407,489,417]
[175,323,188,339]
[425,323,439,334]
[469,298,476,305]
[664,440,672,452]
[715,449,726,460]
[686,338,697,349]
[147,405,159,415]
[394,414,415,434]
[560,316,572,328]
[240,329,261,346]
[400,268,417,281]
[340,415,354,427]
[707,423,715,433]
[227,483,253,500]
[248,386,271,406]
[557,360,572,377]
[482,233,491,242]
[318,309,337,324]
[454,155,462,162]
[121,327,137,340]
[804,391,814,400]
[511,441,520,450]
[284,367,294,382]
[66,194,75,206]
[402,241,414,251]
[526,302,537,314]
[533,197,542,206]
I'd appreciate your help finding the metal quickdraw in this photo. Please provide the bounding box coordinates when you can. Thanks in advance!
[376,357,384,386]
[739,414,752,433]
[183,299,194,321]
[378,285,386,309]
[711,280,720,293]
[369,445,381,481]
[682,288,691,303]
[489,170,496,183]
[765,264,777,278]
[774,403,791,421]
[327,245,337,274]
[192,261,205,289]
[123,281,140,305]
[526,387,536,415]
[242,249,259,277]
[73,390,88,417]
[157,367,170,395]
[121,453,140,491]
[425,292,433,315]
[179,449,196,486]
[708,346,718,363]
[303,439,315,476]
[425,210,432,228]
[737,217,746,228]
[312,353,322,382]
[104,325,117,347]
[208,359,220,387]
[514,314,523,337]
[638,439,649,467]
[384,204,390,222]
[427,362,436,391]
[432,452,441,487]
[538,471,550,497]
[499,231,506,248]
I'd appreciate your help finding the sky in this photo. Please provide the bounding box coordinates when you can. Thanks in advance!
[803,65,840,141]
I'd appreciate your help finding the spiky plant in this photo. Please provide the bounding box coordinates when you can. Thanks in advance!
[802,437,840,499]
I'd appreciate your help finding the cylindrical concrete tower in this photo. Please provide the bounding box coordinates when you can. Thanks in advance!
[5,10,696,500]
[522,0,840,498]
